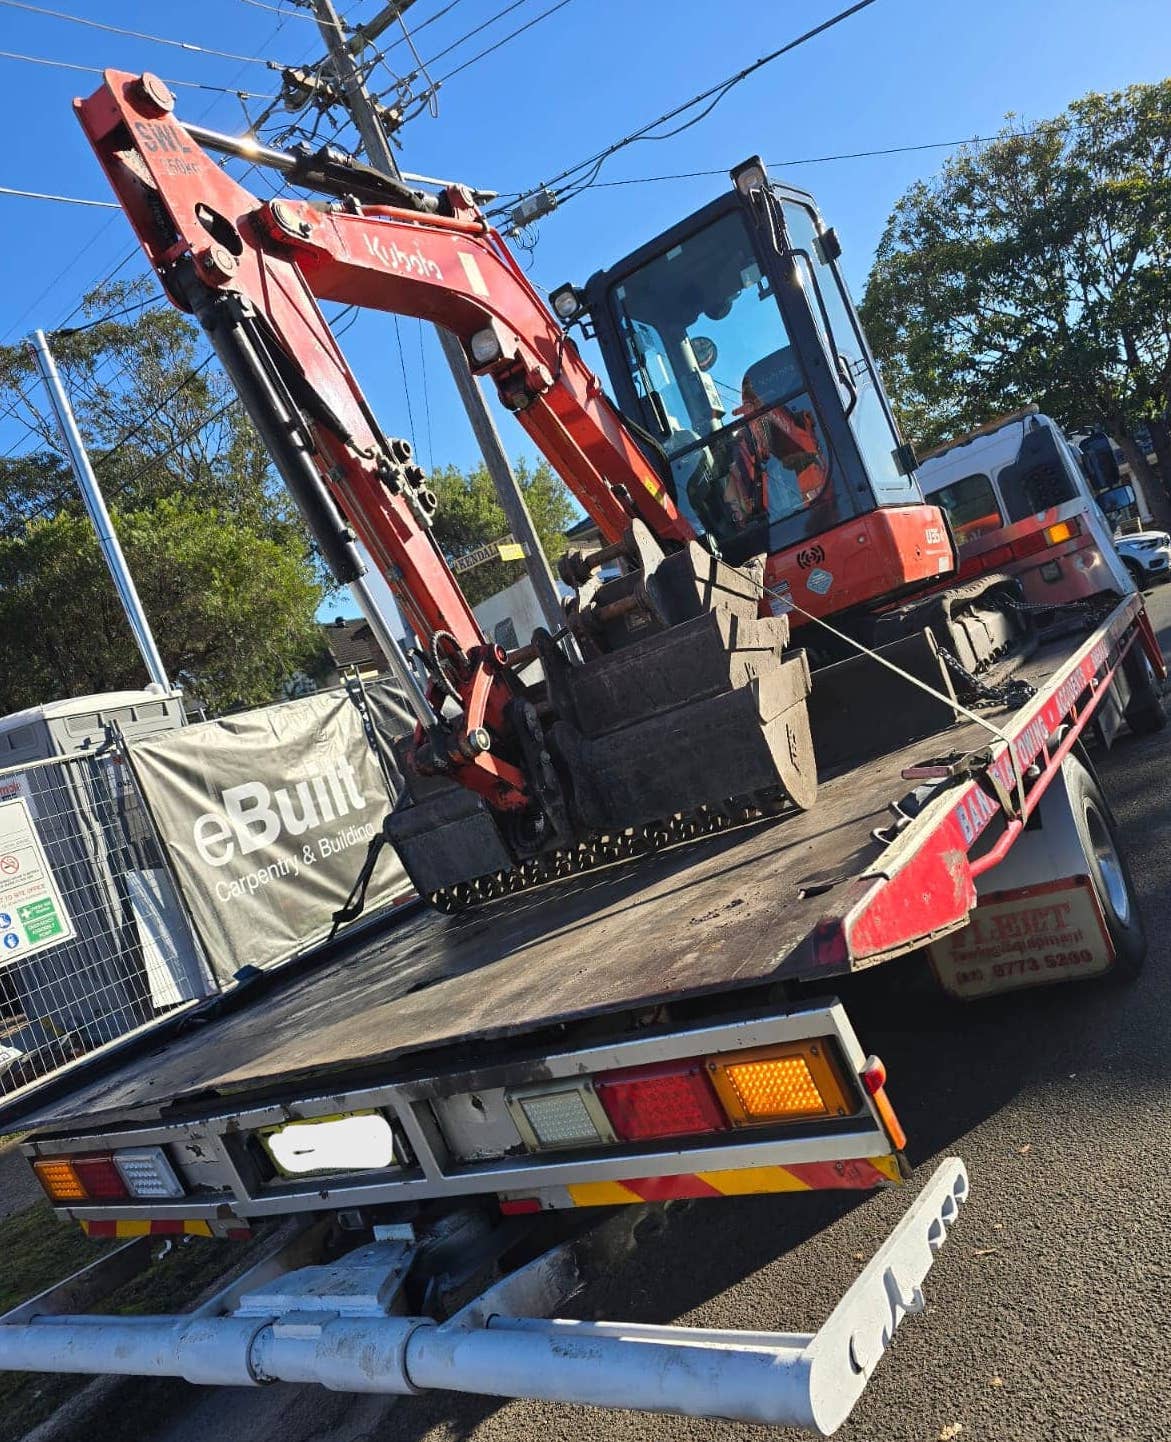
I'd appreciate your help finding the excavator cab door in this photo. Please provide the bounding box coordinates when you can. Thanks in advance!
[582,160,954,616]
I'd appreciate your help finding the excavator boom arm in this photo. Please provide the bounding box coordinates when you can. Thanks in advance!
[75,72,690,588]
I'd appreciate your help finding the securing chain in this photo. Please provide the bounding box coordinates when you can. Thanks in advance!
[936,645,1037,711]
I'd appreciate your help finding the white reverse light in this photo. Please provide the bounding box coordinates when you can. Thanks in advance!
[114,1146,186,1200]
[506,1084,616,1151]
[261,1112,398,1177]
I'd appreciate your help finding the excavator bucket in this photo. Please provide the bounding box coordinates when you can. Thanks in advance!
[387,524,816,903]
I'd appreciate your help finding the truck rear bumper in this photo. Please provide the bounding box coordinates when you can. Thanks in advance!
[0,1157,967,1435]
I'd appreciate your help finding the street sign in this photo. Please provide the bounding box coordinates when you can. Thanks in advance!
[450,535,523,574]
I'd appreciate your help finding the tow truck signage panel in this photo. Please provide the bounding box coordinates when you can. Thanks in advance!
[928,877,1113,999]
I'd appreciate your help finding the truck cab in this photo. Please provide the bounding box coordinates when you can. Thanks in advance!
[917,408,1135,611]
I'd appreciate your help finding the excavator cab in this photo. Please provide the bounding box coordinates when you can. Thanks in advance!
[577,158,955,620]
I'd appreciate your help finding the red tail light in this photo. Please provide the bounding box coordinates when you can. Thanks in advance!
[70,1155,129,1201]
[594,1060,728,1142]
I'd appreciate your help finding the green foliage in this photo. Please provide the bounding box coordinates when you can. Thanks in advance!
[860,83,1171,465]
[0,499,323,714]
[0,280,325,713]
[428,457,577,606]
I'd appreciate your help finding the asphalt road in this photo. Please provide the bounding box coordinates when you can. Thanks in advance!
[108,586,1171,1442]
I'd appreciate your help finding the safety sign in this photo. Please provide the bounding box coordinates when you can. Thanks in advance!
[0,797,75,966]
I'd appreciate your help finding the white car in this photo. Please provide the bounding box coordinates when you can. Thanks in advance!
[1113,529,1171,586]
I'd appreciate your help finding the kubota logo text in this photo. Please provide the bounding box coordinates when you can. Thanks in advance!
[363,232,443,281]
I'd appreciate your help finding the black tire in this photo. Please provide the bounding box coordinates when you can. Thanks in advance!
[1123,558,1146,589]
[1122,643,1167,735]
[1065,757,1146,981]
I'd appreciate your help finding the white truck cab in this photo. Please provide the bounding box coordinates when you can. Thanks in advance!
[917,408,1135,608]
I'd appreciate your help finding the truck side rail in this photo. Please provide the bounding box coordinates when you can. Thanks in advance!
[812,593,1156,969]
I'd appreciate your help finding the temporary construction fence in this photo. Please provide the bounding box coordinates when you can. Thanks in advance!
[0,748,212,1101]
[0,678,416,1107]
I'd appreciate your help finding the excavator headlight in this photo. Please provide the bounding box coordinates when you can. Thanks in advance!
[469,327,504,366]
[731,156,769,197]
[550,284,585,324]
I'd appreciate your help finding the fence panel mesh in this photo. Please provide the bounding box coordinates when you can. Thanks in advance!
[0,750,215,1101]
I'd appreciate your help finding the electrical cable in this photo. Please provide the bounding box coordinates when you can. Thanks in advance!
[0,0,279,67]
[392,315,416,450]
[0,46,278,97]
[424,0,573,89]
[559,131,1044,189]
[371,0,468,59]
[54,294,160,335]
[239,0,351,32]
[91,357,219,475]
[1,7,293,487]
[417,320,433,471]
[0,184,118,208]
[489,0,879,217]
[405,0,530,73]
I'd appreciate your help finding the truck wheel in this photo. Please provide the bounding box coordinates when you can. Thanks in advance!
[1066,758,1146,981]
[1122,644,1166,735]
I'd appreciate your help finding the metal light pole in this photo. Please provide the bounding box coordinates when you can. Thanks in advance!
[29,329,171,693]
[309,0,567,637]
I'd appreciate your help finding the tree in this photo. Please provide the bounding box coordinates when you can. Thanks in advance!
[0,499,323,715]
[0,281,326,712]
[860,83,1171,527]
[427,458,577,606]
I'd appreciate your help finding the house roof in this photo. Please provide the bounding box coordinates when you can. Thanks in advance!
[322,617,388,670]
[565,515,603,545]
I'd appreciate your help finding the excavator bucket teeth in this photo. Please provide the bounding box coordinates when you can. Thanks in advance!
[384,533,819,909]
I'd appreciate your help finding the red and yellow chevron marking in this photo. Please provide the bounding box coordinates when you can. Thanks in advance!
[79,1219,252,1240]
[564,1155,902,1208]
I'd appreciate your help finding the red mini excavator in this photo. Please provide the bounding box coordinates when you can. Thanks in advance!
[75,72,1023,906]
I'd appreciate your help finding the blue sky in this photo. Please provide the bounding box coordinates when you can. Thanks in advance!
[1,0,1169,624]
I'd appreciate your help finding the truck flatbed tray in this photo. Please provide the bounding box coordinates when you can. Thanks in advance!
[11,598,1144,1134]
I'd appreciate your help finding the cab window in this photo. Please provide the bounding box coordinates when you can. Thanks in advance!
[607,207,845,563]
[931,473,1002,545]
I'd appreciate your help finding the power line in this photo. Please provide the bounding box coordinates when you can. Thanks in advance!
[0,46,278,97]
[418,319,433,471]
[373,0,468,57]
[342,0,471,87]
[574,132,1043,189]
[106,395,240,505]
[238,0,350,29]
[392,315,416,450]
[491,0,879,218]
[411,0,530,70]
[55,294,160,335]
[92,357,219,476]
[0,0,279,66]
[0,183,119,208]
[427,0,573,88]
